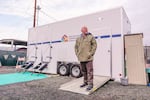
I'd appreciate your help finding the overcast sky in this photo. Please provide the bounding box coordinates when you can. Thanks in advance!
[0,0,150,45]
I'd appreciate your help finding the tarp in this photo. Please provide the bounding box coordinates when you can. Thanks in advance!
[0,72,47,85]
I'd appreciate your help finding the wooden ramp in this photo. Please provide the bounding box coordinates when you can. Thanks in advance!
[59,76,110,95]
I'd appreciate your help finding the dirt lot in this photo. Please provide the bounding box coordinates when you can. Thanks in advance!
[0,66,150,100]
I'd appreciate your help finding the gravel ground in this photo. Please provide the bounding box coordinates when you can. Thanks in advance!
[0,66,150,100]
[0,66,16,74]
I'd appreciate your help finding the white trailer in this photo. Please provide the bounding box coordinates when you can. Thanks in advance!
[27,7,131,81]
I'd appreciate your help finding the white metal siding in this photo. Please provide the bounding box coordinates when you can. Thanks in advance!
[27,7,131,81]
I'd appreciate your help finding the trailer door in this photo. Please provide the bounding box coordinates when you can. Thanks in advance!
[42,43,52,63]
[93,30,111,77]
[27,45,37,62]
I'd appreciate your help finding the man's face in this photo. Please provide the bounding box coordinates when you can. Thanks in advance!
[81,27,88,34]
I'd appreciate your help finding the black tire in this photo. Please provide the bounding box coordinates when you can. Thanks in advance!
[70,64,82,78]
[58,64,69,76]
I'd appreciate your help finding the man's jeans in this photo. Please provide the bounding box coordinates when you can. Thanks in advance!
[80,61,93,85]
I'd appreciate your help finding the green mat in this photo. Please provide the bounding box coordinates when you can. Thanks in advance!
[0,72,47,86]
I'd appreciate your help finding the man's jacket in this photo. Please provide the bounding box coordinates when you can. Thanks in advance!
[75,33,97,62]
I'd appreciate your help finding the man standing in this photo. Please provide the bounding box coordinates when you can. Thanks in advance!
[75,26,97,91]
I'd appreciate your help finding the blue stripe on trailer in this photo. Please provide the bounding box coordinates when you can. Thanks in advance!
[28,33,122,46]
[28,42,42,45]
[51,40,62,43]
[100,35,110,38]
[37,43,42,45]
[42,41,51,44]
[94,36,99,39]
[112,34,121,37]
[28,43,36,46]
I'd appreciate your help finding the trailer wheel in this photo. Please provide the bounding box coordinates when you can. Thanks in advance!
[58,64,69,76]
[70,64,82,78]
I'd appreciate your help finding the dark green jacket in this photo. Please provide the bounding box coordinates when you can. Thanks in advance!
[75,33,97,62]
